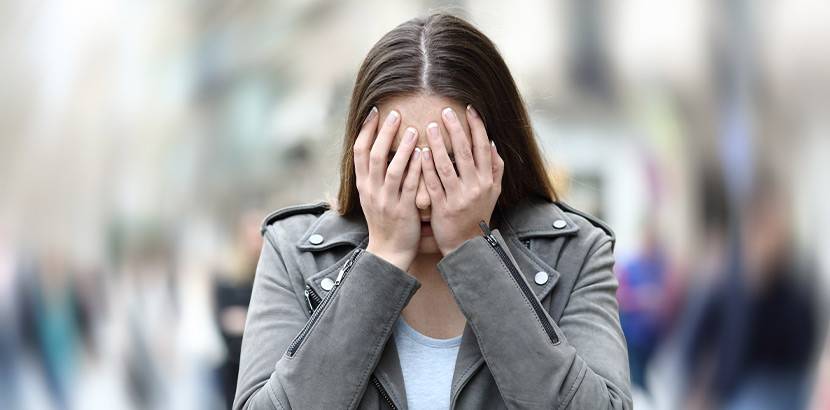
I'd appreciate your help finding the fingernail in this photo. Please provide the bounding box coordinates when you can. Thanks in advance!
[442,107,457,122]
[422,147,431,160]
[428,123,440,138]
[363,106,378,124]
[413,147,421,160]
[467,104,479,118]
[405,127,416,142]
[386,110,399,125]
[490,140,497,152]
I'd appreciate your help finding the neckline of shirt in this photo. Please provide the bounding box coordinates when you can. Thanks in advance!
[395,316,463,348]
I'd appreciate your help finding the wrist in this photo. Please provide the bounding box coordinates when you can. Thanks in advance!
[365,244,413,271]
[440,225,483,256]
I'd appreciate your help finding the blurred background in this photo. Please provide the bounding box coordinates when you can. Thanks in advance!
[1,0,829,409]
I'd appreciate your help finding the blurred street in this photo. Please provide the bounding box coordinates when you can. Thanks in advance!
[1,1,828,409]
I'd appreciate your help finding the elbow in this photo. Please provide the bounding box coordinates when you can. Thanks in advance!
[608,387,633,410]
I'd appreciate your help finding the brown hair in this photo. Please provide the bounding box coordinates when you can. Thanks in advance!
[337,12,557,215]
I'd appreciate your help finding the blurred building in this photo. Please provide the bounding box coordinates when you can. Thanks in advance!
[1,0,828,409]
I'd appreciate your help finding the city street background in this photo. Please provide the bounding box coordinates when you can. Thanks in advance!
[1,0,828,409]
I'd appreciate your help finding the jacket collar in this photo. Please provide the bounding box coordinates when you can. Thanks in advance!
[296,210,368,251]
[298,198,578,303]
[497,198,580,239]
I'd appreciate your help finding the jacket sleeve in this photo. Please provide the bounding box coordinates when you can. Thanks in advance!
[233,227,421,410]
[437,229,632,410]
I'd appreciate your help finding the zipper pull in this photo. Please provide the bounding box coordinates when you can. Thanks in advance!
[335,249,360,285]
[303,287,314,314]
[479,220,498,247]
[334,263,349,285]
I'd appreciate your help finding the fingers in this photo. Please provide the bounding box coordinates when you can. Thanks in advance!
[384,127,418,197]
[420,147,446,203]
[369,110,401,186]
[491,141,505,187]
[354,107,378,183]
[400,147,422,202]
[466,105,492,179]
[426,122,461,193]
[441,107,475,180]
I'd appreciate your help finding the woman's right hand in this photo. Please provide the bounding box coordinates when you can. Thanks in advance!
[355,107,423,271]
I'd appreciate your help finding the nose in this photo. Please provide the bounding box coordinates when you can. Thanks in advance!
[415,175,431,210]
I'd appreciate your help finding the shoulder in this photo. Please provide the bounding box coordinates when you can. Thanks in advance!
[504,198,615,255]
[261,202,368,254]
[260,201,331,236]
[553,200,615,247]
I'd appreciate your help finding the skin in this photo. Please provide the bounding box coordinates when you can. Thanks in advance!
[353,93,504,338]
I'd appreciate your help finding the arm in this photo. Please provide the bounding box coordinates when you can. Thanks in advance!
[437,229,632,410]
[236,105,424,410]
[233,229,420,410]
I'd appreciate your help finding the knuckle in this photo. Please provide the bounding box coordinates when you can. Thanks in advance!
[459,148,473,161]
[385,168,402,181]
[438,163,455,175]
[426,179,442,191]
[369,154,385,167]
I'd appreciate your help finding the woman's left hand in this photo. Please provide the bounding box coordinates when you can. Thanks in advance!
[421,105,504,256]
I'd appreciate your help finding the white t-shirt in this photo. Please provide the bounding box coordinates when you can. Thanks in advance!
[394,317,463,410]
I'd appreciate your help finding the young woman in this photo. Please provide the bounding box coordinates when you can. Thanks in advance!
[234,12,631,410]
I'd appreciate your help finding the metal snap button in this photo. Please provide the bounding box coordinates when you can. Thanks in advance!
[309,234,324,245]
[534,271,549,285]
[553,219,567,229]
[321,278,334,291]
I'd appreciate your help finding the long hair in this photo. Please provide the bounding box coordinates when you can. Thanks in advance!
[337,12,557,215]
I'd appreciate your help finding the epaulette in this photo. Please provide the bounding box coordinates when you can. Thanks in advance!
[554,200,616,243]
[260,202,331,235]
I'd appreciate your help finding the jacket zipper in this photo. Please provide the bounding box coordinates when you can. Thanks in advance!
[286,249,362,357]
[478,221,559,345]
[304,285,323,314]
[301,252,400,409]
[371,374,397,409]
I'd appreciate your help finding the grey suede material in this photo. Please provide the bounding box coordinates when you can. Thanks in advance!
[234,199,632,410]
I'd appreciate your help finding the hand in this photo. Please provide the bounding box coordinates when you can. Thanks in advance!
[421,105,504,255]
[355,107,423,271]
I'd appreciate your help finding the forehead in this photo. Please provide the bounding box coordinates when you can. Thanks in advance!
[376,93,470,150]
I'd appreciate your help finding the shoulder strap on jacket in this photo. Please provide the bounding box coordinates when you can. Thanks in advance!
[260,201,331,235]
[554,200,615,243]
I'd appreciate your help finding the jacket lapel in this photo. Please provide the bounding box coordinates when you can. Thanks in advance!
[449,323,487,405]
[374,335,409,410]
[296,210,368,252]
[499,199,579,301]
[298,210,369,299]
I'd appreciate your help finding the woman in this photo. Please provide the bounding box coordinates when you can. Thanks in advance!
[234,12,631,410]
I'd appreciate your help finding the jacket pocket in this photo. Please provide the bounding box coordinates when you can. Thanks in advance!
[478,221,560,345]
[285,249,363,357]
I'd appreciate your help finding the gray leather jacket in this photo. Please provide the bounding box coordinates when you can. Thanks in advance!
[234,199,632,410]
